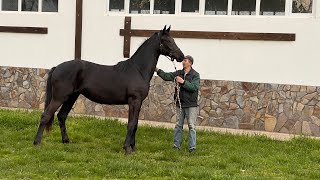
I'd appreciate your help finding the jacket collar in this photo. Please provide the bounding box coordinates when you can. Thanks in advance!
[182,67,194,76]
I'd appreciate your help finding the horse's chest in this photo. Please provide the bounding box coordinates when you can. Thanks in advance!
[129,83,149,97]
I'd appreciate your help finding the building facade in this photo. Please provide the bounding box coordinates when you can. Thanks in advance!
[1,0,320,136]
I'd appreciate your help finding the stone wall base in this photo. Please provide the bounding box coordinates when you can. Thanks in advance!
[1,66,320,136]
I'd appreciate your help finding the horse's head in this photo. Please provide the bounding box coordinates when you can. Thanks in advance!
[158,26,184,62]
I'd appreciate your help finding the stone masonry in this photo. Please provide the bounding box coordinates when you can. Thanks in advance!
[1,66,320,136]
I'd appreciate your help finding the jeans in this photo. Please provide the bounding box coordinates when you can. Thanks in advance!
[173,106,198,150]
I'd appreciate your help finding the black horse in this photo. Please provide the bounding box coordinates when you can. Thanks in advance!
[33,26,184,154]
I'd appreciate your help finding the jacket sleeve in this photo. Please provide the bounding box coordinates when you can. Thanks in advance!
[157,69,176,81]
[182,73,200,92]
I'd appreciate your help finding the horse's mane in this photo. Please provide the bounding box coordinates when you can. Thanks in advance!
[114,59,134,72]
[113,33,158,72]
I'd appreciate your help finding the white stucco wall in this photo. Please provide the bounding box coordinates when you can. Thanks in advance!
[0,1,76,68]
[1,0,320,86]
[82,1,320,86]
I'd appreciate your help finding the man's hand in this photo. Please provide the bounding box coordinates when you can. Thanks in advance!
[176,76,184,84]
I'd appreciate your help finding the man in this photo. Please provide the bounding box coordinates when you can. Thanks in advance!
[155,55,200,153]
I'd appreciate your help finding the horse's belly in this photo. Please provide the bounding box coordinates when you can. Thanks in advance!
[81,88,128,105]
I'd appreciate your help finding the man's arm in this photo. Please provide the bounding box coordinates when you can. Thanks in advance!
[156,69,176,81]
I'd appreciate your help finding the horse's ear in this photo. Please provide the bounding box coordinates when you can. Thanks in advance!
[166,25,171,32]
[162,25,167,33]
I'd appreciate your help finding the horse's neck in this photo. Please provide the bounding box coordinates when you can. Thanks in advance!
[131,37,160,81]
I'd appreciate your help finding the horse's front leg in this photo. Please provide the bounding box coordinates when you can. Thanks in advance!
[123,97,142,155]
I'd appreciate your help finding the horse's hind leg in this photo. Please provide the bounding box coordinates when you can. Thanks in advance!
[57,93,79,144]
[34,100,63,145]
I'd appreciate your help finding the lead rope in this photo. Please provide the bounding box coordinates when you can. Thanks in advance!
[171,61,182,119]
[162,56,182,120]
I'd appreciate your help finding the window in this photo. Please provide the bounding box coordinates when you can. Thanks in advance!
[154,0,175,14]
[181,0,199,13]
[105,0,315,17]
[42,0,58,12]
[260,0,285,15]
[130,0,150,14]
[232,0,256,15]
[22,0,38,12]
[2,0,18,11]
[109,0,124,12]
[292,0,312,13]
[205,0,228,15]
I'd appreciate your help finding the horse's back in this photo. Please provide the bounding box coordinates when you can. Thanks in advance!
[52,59,113,82]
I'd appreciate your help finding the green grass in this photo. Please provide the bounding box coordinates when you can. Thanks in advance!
[0,109,320,179]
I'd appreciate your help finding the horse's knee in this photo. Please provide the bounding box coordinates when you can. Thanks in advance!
[39,113,51,125]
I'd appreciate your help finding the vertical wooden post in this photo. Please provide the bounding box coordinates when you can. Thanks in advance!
[75,0,83,60]
[123,17,132,58]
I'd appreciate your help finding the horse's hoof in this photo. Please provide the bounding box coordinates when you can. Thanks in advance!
[124,148,132,155]
[33,140,40,146]
[131,146,137,153]
[123,146,131,155]
[62,139,70,144]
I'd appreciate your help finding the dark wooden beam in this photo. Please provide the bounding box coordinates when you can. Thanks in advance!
[120,16,295,58]
[0,26,48,34]
[120,29,296,41]
[75,0,83,60]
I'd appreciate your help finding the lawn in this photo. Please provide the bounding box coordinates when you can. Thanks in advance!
[0,109,320,179]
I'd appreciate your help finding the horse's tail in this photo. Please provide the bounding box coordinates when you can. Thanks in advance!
[45,67,56,132]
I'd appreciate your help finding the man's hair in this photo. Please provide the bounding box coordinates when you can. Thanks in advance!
[185,55,194,65]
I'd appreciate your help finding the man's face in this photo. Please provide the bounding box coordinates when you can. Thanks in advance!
[182,58,192,69]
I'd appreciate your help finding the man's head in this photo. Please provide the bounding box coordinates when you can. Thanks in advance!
[182,55,194,69]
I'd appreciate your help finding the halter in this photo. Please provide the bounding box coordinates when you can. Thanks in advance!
[158,32,181,62]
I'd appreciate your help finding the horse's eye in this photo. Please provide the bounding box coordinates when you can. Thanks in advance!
[164,39,171,43]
